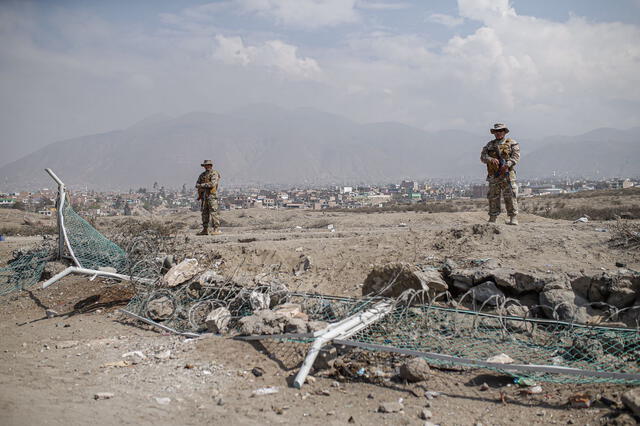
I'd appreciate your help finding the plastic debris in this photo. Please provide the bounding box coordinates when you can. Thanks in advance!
[252,386,279,396]
[486,353,515,364]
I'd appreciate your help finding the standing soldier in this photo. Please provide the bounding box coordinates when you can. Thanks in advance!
[195,160,221,235]
[480,123,520,225]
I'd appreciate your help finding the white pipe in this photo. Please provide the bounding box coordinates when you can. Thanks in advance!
[45,168,66,260]
[42,266,155,288]
[41,266,75,288]
[57,188,81,267]
[44,168,81,266]
[293,301,392,389]
[44,168,64,186]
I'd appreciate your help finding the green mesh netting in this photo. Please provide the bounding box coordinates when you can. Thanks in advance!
[345,304,640,384]
[61,202,127,272]
[124,284,640,385]
[0,250,50,296]
[0,200,128,296]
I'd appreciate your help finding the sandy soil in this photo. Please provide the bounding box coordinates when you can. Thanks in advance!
[1,207,639,425]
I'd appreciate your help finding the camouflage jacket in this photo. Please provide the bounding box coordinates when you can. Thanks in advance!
[195,169,221,199]
[480,138,520,180]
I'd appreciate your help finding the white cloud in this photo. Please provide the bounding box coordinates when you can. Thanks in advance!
[457,0,515,21]
[426,13,464,27]
[356,0,410,10]
[236,0,360,29]
[214,35,256,65]
[214,35,322,80]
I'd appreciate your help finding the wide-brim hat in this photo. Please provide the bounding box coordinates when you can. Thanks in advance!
[201,160,213,166]
[490,123,509,134]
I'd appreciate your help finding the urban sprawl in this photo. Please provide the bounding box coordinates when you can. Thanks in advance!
[0,177,636,218]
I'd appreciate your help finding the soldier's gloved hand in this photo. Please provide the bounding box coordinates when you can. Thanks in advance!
[488,158,500,166]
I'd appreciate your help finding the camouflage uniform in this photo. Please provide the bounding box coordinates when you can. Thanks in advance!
[480,137,520,219]
[196,167,221,232]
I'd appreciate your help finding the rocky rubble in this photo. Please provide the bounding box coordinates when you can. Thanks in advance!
[238,303,328,336]
[363,260,640,326]
[362,262,448,297]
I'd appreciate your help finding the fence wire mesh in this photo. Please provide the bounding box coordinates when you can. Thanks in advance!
[62,202,128,272]
[2,193,640,385]
[0,248,51,296]
[345,303,640,385]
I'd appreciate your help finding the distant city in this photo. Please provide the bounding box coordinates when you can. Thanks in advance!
[0,177,636,218]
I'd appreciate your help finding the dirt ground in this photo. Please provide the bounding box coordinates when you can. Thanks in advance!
[1,206,639,425]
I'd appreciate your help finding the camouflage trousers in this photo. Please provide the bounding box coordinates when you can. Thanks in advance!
[201,197,221,229]
[487,177,518,217]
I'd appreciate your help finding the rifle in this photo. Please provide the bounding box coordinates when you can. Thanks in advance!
[494,158,507,178]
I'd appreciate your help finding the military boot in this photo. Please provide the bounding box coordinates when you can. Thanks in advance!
[508,216,519,226]
[196,225,209,235]
[488,216,497,223]
[210,227,222,235]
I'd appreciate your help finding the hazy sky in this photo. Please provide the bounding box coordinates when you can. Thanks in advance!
[1,0,639,166]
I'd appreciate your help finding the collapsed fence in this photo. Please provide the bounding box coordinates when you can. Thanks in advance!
[2,169,640,388]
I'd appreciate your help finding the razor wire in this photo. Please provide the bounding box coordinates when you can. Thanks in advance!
[121,274,640,385]
[345,300,640,385]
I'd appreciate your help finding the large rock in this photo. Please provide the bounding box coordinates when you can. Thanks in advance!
[417,269,448,292]
[569,274,593,299]
[378,401,403,413]
[607,280,636,309]
[293,254,311,276]
[470,281,505,306]
[249,291,270,310]
[239,310,284,335]
[163,258,199,287]
[205,307,231,333]
[588,273,611,303]
[543,276,571,291]
[539,289,592,323]
[441,258,458,277]
[362,263,448,297]
[146,296,175,320]
[449,267,493,285]
[284,318,308,334]
[238,309,310,336]
[491,268,547,294]
[502,304,534,333]
[399,357,431,382]
[622,388,640,416]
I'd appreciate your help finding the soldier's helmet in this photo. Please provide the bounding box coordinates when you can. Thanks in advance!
[490,123,509,134]
[201,160,213,166]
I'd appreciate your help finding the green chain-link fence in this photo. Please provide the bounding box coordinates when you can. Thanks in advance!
[61,202,128,272]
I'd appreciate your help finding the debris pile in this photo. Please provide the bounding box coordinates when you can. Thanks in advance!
[364,259,640,327]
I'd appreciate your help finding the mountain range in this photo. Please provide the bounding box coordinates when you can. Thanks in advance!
[1,104,638,191]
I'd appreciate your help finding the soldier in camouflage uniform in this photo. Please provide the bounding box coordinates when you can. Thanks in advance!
[480,123,520,225]
[195,160,221,235]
